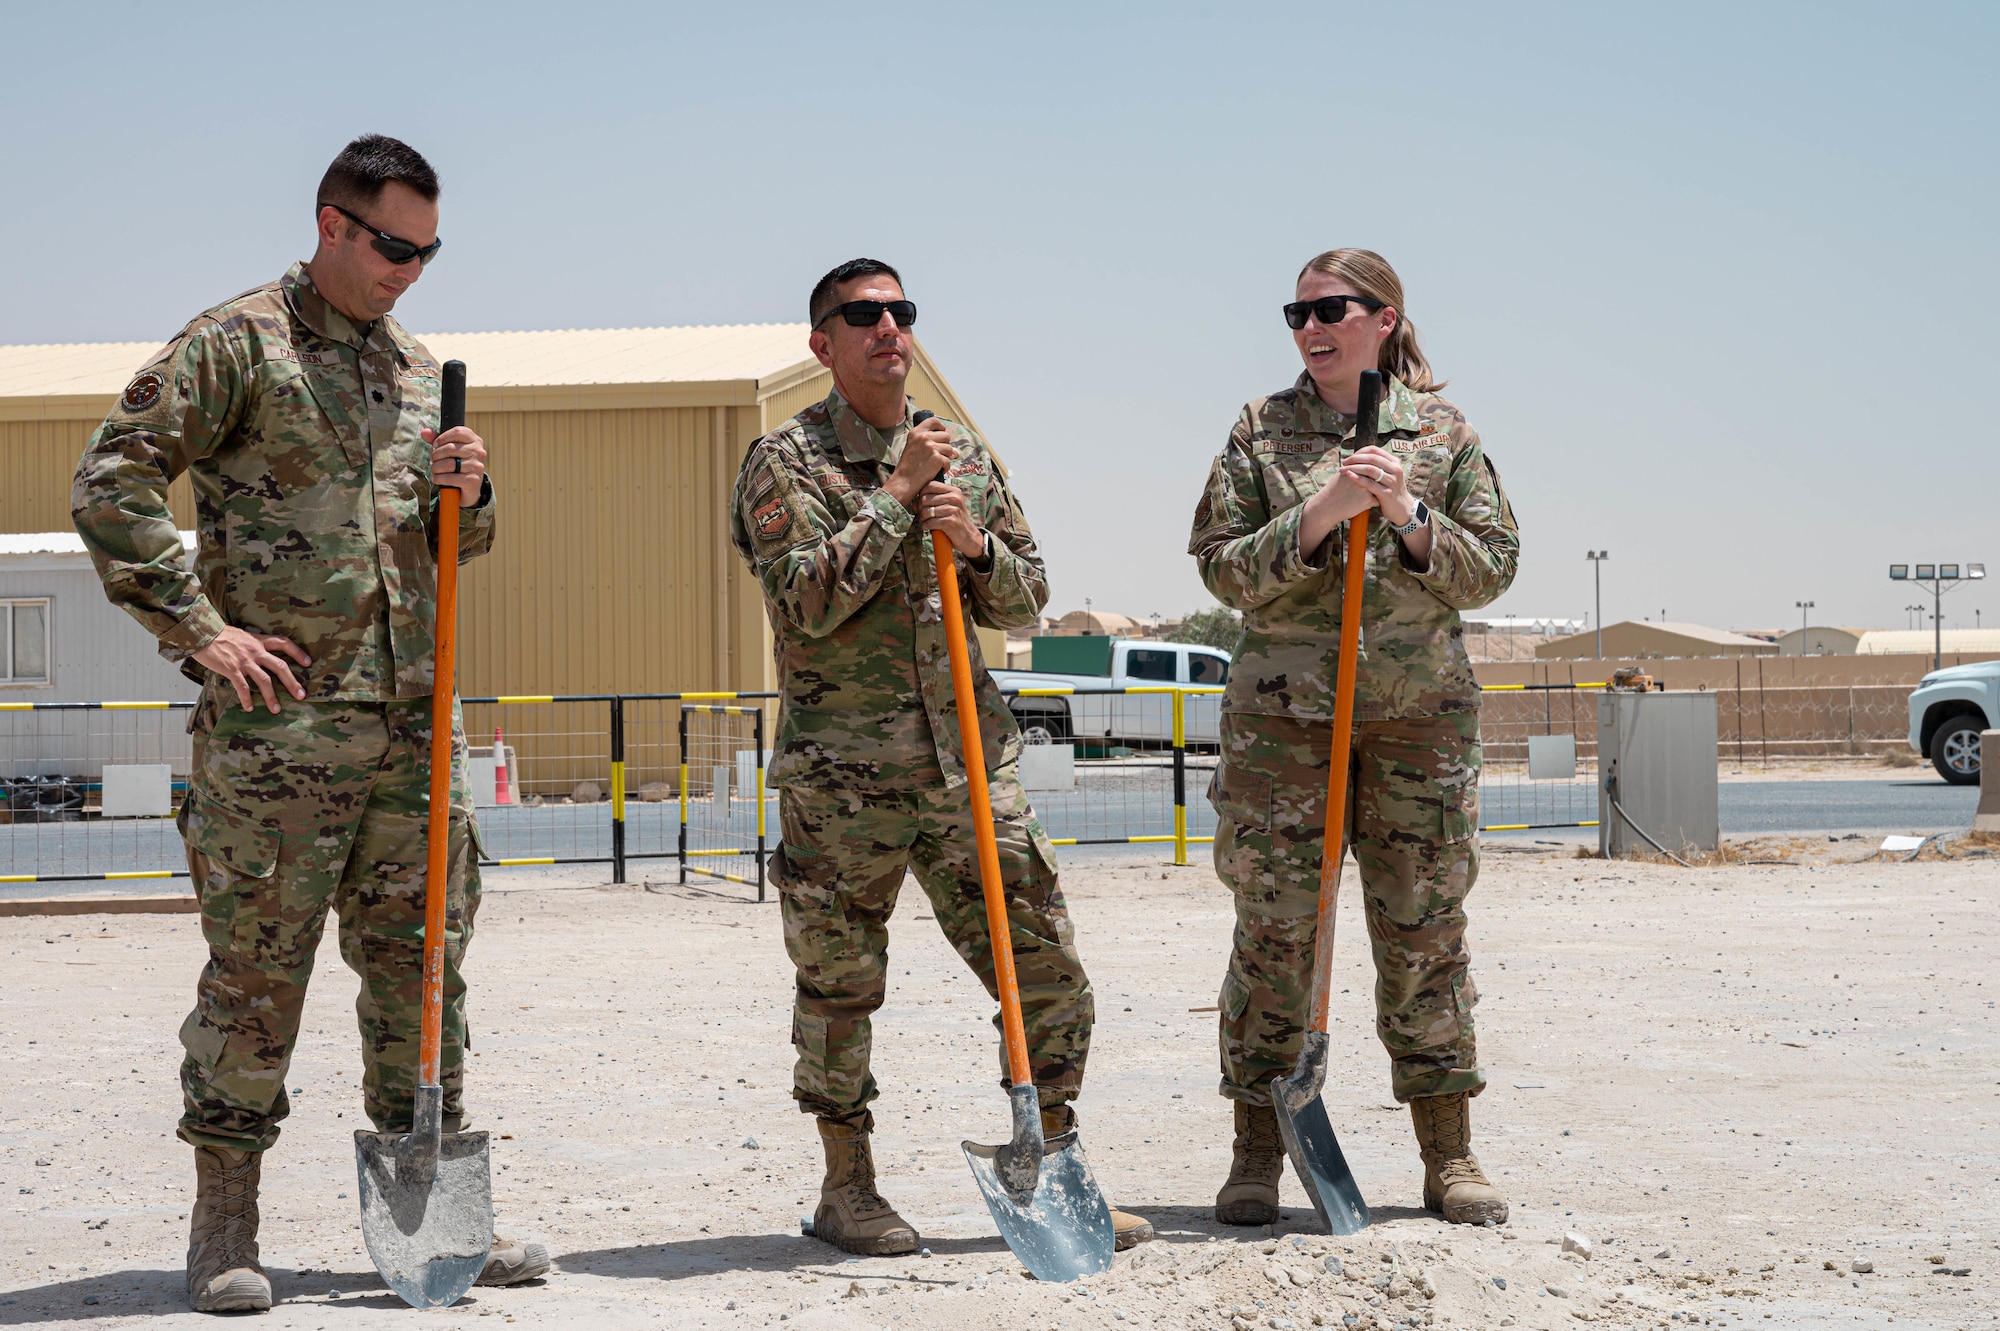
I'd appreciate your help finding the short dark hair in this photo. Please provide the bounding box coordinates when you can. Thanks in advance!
[809,258,902,327]
[316,134,441,216]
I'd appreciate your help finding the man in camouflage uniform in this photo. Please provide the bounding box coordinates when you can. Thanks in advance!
[71,135,545,1312]
[730,257,1150,1255]
[1190,254,1520,1228]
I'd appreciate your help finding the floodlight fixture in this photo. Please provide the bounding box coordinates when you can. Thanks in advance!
[1972,563,1987,580]
[1889,564,1909,580]
[1941,563,1961,580]
[1916,564,1936,580]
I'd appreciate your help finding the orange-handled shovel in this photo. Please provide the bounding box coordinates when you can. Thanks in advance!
[1268,368,1382,1236]
[918,413,1114,1282]
[354,360,495,1306]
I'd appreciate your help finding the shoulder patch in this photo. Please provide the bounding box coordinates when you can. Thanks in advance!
[120,372,166,413]
[1193,492,1214,530]
[754,497,789,539]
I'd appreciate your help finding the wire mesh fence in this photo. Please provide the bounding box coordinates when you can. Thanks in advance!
[0,670,1940,887]
[0,701,194,884]
[459,694,618,871]
[665,704,769,897]
[1474,684,1602,832]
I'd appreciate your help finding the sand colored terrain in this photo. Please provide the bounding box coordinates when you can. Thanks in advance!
[1,840,1994,1329]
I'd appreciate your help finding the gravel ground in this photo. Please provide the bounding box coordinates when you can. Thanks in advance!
[0,838,1994,1329]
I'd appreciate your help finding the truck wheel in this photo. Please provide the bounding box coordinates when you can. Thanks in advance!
[1929,715,1983,785]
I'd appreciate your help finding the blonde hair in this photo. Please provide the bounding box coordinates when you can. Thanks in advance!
[1296,249,1446,393]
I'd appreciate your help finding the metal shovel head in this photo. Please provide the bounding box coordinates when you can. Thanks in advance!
[353,1127,493,1307]
[962,1085,1114,1282]
[1271,1032,1370,1235]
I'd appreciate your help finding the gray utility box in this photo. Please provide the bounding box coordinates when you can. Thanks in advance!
[1598,691,1719,859]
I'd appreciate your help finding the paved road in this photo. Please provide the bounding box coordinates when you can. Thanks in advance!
[1716,776,1975,834]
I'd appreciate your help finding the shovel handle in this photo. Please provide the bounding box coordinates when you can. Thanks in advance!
[420,360,467,1090]
[933,526,1035,1090]
[1305,369,1381,1036]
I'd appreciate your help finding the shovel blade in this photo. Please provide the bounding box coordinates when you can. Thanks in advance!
[354,1129,494,1308]
[1271,1033,1370,1235]
[963,1131,1115,1282]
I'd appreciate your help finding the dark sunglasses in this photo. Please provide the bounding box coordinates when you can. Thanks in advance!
[324,202,444,267]
[1283,295,1384,330]
[813,299,917,331]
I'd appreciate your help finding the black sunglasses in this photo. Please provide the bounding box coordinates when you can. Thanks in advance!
[1283,295,1384,330]
[813,299,917,331]
[324,202,444,267]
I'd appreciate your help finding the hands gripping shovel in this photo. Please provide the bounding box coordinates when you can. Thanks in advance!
[920,414,1116,1282]
[353,360,496,1307]
[1267,368,1383,1237]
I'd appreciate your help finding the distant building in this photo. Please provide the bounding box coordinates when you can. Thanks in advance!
[0,323,997,697]
[1775,626,1867,656]
[1462,617,1585,663]
[0,531,199,703]
[1049,610,1142,637]
[1536,620,1778,660]
[1855,629,2000,656]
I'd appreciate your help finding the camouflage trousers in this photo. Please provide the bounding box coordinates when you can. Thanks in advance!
[1210,709,1484,1107]
[772,768,1092,1122]
[175,689,480,1152]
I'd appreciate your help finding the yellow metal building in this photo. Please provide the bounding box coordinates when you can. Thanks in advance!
[0,325,997,698]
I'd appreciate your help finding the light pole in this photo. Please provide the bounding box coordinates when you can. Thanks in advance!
[1889,563,1987,671]
[1586,551,1609,658]
[1794,600,1814,652]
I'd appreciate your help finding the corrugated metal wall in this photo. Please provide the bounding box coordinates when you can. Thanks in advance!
[0,419,194,533]
[1,356,1005,700]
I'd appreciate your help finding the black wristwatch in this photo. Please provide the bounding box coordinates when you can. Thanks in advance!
[1388,500,1429,537]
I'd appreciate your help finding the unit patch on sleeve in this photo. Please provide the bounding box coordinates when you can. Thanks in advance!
[754,498,790,539]
[120,372,166,412]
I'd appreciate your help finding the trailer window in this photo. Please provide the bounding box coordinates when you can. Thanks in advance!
[1188,653,1229,685]
[2,600,49,683]
[1126,648,1176,682]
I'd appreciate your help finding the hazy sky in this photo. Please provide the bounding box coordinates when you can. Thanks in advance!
[4,2,1994,635]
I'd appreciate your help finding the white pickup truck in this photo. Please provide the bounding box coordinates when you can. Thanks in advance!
[989,636,1229,749]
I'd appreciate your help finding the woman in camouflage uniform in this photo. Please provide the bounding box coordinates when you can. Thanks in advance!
[1188,249,1520,1226]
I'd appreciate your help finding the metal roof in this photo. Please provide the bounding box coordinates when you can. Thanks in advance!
[1856,629,2000,655]
[0,324,828,419]
[0,530,194,558]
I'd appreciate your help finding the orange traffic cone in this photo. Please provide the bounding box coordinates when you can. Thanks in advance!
[493,726,514,805]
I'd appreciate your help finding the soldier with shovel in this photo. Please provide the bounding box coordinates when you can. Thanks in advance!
[730,258,1152,1258]
[71,135,546,1311]
[1189,249,1521,1228]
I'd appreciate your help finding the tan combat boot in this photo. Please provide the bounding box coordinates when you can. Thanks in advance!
[1410,1091,1509,1225]
[812,1117,919,1256]
[1215,1100,1284,1226]
[186,1146,271,1313]
[1042,1105,1154,1249]
[477,1236,552,1285]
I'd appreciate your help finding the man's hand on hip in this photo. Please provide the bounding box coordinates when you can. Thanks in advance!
[880,417,957,511]
[424,424,487,500]
[193,627,312,713]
